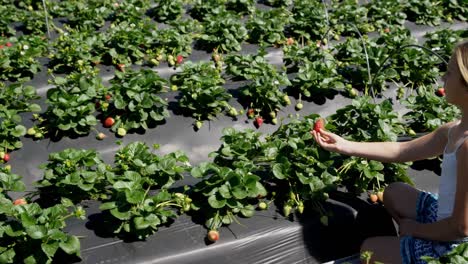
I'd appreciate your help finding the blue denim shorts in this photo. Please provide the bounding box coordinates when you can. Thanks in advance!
[400,191,462,264]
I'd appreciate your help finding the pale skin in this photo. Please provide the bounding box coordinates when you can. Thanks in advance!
[312,53,468,263]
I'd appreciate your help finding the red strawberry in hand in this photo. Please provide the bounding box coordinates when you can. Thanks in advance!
[313,118,325,133]
[176,55,183,64]
[254,116,264,128]
[436,87,445,97]
[104,117,115,128]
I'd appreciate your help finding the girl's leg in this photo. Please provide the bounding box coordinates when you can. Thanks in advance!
[360,236,402,264]
[383,182,421,224]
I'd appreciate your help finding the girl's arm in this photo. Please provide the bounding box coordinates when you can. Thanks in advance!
[399,139,468,241]
[312,122,455,163]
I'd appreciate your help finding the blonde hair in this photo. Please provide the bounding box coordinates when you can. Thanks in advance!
[455,40,468,87]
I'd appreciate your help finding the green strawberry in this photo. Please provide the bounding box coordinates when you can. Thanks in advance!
[117,128,127,137]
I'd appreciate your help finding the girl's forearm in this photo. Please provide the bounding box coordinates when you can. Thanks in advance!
[412,217,465,242]
[339,140,403,163]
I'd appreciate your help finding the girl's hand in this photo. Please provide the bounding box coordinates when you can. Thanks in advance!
[311,128,348,154]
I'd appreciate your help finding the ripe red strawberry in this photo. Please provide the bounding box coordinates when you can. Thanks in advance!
[286,37,294,45]
[436,87,445,97]
[6,42,12,47]
[176,55,183,64]
[13,198,27,206]
[104,117,115,128]
[3,153,10,162]
[254,116,264,128]
[313,118,325,133]
[207,230,219,242]
[105,94,112,101]
[0,45,4,49]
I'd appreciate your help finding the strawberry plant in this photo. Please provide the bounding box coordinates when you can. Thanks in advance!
[0,107,27,152]
[334,36,399,94]
[327,97,412,193]
[0,82,41,114]
[226,0,256,15]
[146,21,199,67]
[225,52,291,119]
[101,69,170,135]
[110,0,152,23]
[18,9,55,35]
[329,0,374,36]
[287,0,327,40]
[209,127,266,168]
[40,71,103,137]
[402,86,461,133]
[35,149,113,204]
[402,0,444,26]
[150,0,184,22]
[0,35,47,81]
[103,20,157,65]
[49,26,105,73]
[442,0,467,22]
[198,10,248,52]
[0,197,84,263]
[189,0,227,21]
[190,162,267,230]
[0,166,26,199]
[328,96,406,142]
[98,173,186,239]
[392,45,443,87]
[170,61,233,125]
[264,115,340,217]
[246,8,293,45]
[289,46,345,97]
[366,0,407,28]
[113,142,190,189]
[62,0,114,29]
[423,28,463,63]
[0,5,20,37]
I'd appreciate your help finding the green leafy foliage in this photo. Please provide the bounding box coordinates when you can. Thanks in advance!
[246,8,292,45]
[403,86,461,133]
[36,149,113,204]
[366,0,407,28]
[330,0,374,36]
[0,166,26,198]
[191,162,266,230]
[225,52,291,118]
[171,61,233,123]
[198,11,248,52]
[49,27,104,73]
[0,107,27,151]
[41,71,103,136]
[0,36,47,82]
[288,0,327,40]
[421,242,468,263]
[101,69,170,134]
[151,0,184,22]
[265,115,340,216]
[403,0,444,26]
[99,142,190,239]
[328,97,412,193]
[0,198,84,263]
[113,142,190,189]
